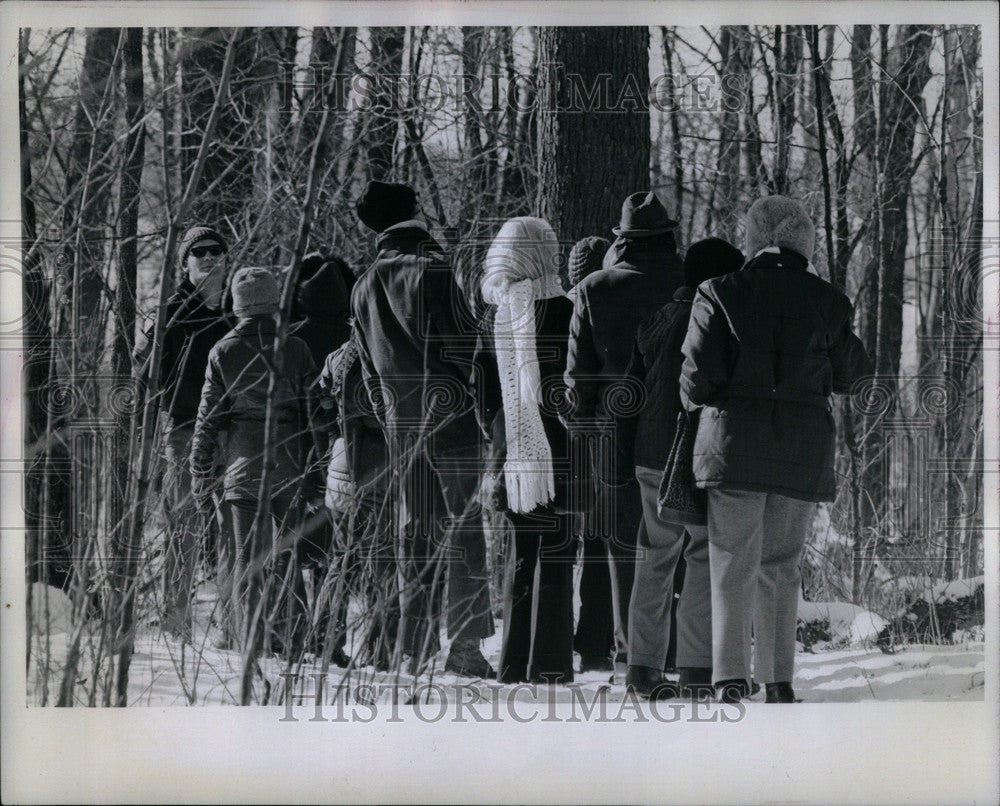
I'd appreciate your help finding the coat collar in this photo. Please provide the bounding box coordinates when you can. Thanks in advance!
[234,315,276,336]
[747,246,813,273]
[375,223,440,254]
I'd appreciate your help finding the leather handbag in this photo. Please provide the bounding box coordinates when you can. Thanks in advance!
[657,410,707,526]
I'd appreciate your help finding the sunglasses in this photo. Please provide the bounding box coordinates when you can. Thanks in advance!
[189,244,225,258]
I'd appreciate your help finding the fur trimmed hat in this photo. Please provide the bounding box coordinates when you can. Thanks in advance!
[744,196,815,260]
[231,267,280,318]
[567,236,611,288]
[683,238,745,287]
[178,226,227,269]
[356,181,419,233]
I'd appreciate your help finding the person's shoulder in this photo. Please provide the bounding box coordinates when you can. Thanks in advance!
[208,327,239,357]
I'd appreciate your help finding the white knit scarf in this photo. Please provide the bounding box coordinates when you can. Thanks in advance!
[481,217,565,514]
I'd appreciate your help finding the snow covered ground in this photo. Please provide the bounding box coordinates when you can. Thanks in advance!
[28,582,984,707]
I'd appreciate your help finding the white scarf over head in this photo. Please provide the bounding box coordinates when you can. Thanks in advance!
[481,217,565,514]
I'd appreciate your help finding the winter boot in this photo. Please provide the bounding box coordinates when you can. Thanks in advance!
[765,682,800,703]
[715,678,750,704]
[625,665,678,699]
[445,638,495,679]
[678,667,714,700]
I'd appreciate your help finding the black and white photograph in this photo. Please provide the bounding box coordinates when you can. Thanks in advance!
[1,0,997,803]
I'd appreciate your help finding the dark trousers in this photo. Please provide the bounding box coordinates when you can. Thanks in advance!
[498,511,576,684]
[397,441,494,660]
[226,496,308,655]
[573,509,615,659]
[592,477,643,664]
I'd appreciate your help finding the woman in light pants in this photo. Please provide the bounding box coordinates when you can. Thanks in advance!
[679,196,871,703]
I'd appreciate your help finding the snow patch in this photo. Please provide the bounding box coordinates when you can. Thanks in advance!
[798,600,888,645]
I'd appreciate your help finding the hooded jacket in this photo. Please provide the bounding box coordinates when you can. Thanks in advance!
[564,232,684,423]
[291,259,354,367]
[680,248,871,501]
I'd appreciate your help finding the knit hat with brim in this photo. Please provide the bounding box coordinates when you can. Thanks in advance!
[178,226,227,269]
[356,181,419,233]
[231,267,280,317]
[568,236,611,288]
[684,238,745,287]
[744,196,815,260]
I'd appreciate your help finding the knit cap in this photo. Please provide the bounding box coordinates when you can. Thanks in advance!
[356,181,419,233]
[744,196,815,260]
[683,238,745,287]
[178,226,227,269]
[567,236,611,288]
[231,267,280,317]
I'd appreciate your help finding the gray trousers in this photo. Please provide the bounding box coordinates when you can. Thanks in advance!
[628,466,712,670]
[707,488,815,685]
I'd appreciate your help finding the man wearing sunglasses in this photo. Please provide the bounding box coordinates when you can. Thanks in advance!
[139,225,232,640]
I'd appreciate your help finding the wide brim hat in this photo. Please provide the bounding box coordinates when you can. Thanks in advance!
[612,191,679,237]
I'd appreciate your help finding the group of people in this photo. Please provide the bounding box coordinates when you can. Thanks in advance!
[145,181,870,703]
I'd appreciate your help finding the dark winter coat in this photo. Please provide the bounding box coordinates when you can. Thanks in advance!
[291,259,353,368]
[618,285,698,471]
[319,335,389,499]
[679,248,871,502]
[477,296,576,512]
[190,316,321,501]
[142,277,233,426]
[350,223,483,452]
[564,234,684,424]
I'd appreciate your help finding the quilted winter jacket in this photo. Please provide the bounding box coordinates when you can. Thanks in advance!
[190,316,321,501]
[679,248,871,501]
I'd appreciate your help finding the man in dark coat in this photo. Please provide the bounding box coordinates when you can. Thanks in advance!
[137,225,232,640]
[350,180,494,678]
[618,238,744,698]
[564,191,685,673]
[680,196,871,703]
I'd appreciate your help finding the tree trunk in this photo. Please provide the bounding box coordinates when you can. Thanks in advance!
[105,27,147,706]
[536,26,651,246]
[714,27,742,242]
[365,27,405,180]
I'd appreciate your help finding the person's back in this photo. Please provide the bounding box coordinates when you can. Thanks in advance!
[198,318,317,499]
[352,223,479,441]
[679,196,871,704]
[292,253,354,368]
[565,193,684,423]
[682,247,869,501]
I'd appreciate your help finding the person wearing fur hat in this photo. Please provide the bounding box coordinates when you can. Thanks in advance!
[190,267,322,656]
[563,190,685,676]
[136,225,232,640]
[351,180,495,678]
[477,217,577,684]
[617,237,745,699]
[680,196,871,703]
